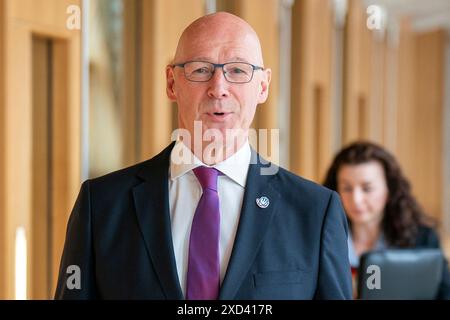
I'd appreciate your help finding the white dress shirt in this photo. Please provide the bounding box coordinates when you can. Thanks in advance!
[168,140,251,297]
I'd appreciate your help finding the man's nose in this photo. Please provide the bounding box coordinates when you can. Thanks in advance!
[207,68,230,99]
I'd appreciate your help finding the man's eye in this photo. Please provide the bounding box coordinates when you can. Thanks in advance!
[229,68,246,74]
[193,67,210,74]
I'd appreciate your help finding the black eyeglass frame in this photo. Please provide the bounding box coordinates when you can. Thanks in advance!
[171,60,264,83]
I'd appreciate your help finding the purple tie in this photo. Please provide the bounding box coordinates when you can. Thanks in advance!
[186,166,221,300]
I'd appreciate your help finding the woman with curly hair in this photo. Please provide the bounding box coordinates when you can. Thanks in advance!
[323,141,450,299]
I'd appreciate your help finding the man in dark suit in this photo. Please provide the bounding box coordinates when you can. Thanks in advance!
[55,12,352,300]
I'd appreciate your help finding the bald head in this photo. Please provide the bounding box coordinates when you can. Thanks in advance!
[174,12,264,66]
[166,12,272,163]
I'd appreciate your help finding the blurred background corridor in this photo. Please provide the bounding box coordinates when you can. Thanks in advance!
[1,0,450,299]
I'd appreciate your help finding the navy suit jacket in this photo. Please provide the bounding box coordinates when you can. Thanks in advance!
[55,143,352,299]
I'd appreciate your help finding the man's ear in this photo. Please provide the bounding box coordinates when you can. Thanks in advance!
[257,68,271,104]
[166,66,177,101]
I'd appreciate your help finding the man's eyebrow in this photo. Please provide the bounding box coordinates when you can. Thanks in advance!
[228,57,249,62]
[190,57,212,61]
[187,57,250,63]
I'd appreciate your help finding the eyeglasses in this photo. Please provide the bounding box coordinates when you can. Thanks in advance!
[171,61,264,83]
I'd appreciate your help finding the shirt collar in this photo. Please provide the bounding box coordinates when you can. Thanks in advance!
[169,139,251,187]
[347,230,387,267]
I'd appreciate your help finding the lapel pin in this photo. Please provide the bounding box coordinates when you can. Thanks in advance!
[256,196,270,209]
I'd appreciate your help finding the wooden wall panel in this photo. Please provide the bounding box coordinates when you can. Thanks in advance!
[5,18,33,301]
[31,37,50,299]
[290,0,334,181]
[343,0,375,144]
[51,39,75,296]
[382,36,397,150]
[396,20,418,201]
[413,30,445,220]
[396,25,445,221]
[122,0,139,167]
[9,0,76,27]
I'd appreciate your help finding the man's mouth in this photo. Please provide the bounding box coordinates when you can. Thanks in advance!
[205,112,232,122]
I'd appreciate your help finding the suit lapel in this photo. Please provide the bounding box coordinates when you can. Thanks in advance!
[132,143,183,299]
[219,153,280,299]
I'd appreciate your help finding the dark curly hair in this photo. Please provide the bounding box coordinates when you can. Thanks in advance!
[323,141,433,247]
